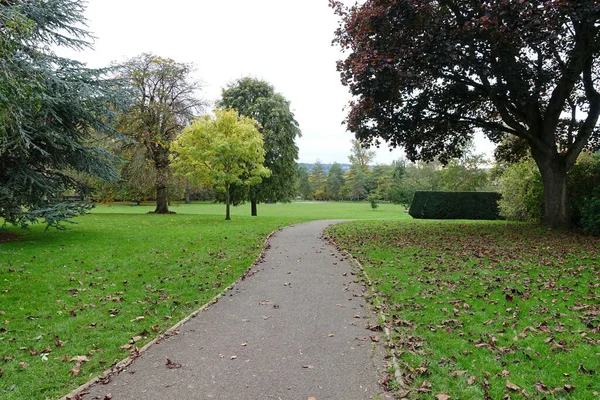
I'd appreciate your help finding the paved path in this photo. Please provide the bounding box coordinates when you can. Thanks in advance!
[81,220,389,400]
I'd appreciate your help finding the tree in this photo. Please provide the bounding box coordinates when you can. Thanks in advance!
[348,139,376,172]
[295,165,313,200]
[170,109,269,220]
[309,161,328,200]
[0,0,126,228]
[326,162,346,200]
[437,144,491,192]
[118,53,204,214]
[219,77,301,216]
[342,165,368,201]
[332,1,600,228]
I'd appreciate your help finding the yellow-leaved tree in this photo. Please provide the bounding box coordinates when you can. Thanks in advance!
[171,109,270,220]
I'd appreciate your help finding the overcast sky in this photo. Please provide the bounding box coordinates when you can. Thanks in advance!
[66,0,494,164]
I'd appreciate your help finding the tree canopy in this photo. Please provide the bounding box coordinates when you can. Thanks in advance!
[0,0,126,228]
[118,53,204,214]
[219,77,300,216]
[170,109,270,220]
[332,0,600,228]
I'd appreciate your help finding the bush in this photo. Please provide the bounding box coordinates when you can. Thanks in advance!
[580,188,600,236]
[368,194,379,209]
[497,158,544,222]
[569,153,600,225]
[409,191,502,220]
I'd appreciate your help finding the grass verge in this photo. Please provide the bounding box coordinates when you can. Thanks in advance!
[326,220,600,399]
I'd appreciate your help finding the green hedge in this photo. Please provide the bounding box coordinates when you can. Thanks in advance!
[409,191,502,220]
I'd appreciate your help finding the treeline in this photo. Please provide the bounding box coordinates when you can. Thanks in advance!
[296,141,491,206]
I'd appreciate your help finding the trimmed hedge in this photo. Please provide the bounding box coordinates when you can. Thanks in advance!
[409,191,502,220]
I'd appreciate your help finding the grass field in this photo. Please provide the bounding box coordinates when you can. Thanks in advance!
[0,201,406,400]
[326,220,600,400]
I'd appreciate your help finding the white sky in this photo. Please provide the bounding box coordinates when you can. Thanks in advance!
[65,0,495,164]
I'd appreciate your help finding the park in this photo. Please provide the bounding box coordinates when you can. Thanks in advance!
[1,0,600,399]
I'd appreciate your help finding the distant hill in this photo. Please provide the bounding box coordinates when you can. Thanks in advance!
[298,163,351,174]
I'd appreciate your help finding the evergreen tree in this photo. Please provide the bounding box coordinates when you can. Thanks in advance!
[0,0,126,228]
[326,163,345,200]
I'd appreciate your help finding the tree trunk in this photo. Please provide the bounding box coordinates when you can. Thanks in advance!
[185,179,191,204]
[154,166,170,214]
[537,157,571,229]
[225,184,231,220]
[251,199,258,217]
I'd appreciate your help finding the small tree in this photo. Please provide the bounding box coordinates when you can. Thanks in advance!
[171,109,269,220]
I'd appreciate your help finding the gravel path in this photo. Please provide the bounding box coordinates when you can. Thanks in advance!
[80,220,389,400]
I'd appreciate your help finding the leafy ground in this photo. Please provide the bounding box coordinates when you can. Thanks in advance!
[326,220,600,400]
[0,201,406,399]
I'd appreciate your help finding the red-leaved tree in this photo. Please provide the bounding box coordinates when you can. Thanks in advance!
[332,0,600,228]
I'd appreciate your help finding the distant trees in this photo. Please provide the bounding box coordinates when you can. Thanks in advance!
[118,53,204,214]
[171,109,269,220]
[219,77,300,216]
[0,0,126,228]
[296,141,490,203]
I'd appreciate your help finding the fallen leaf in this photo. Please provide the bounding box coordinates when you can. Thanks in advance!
[0,368,3,378]
[19,362,29,369]
[467,376,476,385]
[130,336,143,343]
[308,397,316,400]
[370,334,379,342]
[418,380,432,393]
[68,363,81,376]
[328,334,335,337]
[302,365,314,369]
[120,344,133,350]
[70,356,89,363]
[449,370,467,377]
[103,395,112,400]
[240,343,247,347]
[435,394,451,400]
[165,358,181,369]
[506,381,520,391]
[230,356,237,360]
[535,381,550,394]
[564,384,575,392]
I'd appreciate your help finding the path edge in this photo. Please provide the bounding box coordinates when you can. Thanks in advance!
[60,227,283,400]
[323,225,409,399]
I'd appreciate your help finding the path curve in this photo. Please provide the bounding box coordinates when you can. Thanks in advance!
[81,220,389,400]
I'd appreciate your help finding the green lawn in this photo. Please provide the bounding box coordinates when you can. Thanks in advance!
[90,200,408,220]
[0,201,406,400]
[326,220,600,400]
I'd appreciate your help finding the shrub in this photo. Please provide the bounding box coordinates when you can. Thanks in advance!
[368,194,379,209]
[408,191,502,220]
[580,188,600,236]
[497,158,544,222]
[569,153,600,225]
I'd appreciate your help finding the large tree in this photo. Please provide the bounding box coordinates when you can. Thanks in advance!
[118,54,204,214]
[170,109,270,220]
[219,77,301,216]
[332,0,600,228]
[0,0,126,228]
